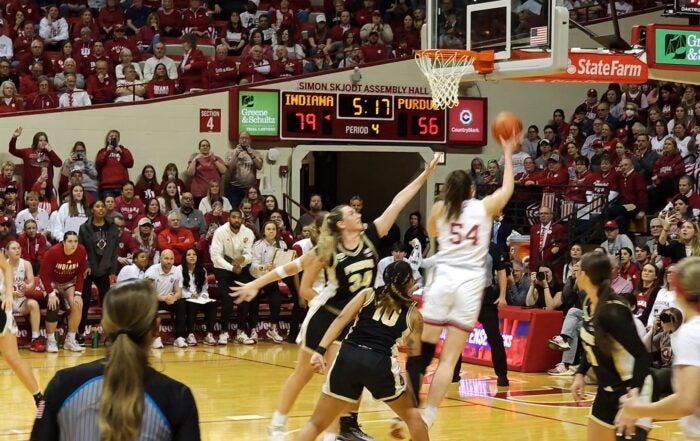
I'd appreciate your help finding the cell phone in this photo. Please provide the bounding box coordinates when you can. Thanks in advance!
[110,138,118,147]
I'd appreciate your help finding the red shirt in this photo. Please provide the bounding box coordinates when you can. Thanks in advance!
[7,0,42,23]
[157,227,195,264]
[71,23,100,42]
[206,58,238,88]
[95,146,135,191]
[18,53,55,76]
[271,58,301,78]
[72,39,96,63]
[117,231,139,258]
[566,170,600,203]
[23,92,59,111]
[619,170,649,212]
[145,213,168,234]
[146,79,177,98]
[18,232,47,264]
[39,243,87,293]
[158,9,182,33]
[98,6,126,31]
[182,7,209,32]
[86,73,117,104]
[178,49,207,90]
[80,54,113,77]
[9,138,62,196]
[361,43,389,62]
[115,196,145,231]
[105,37,141,64]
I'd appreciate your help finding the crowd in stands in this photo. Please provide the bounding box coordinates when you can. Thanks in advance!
[0,0,437,112]
[468,82,698,379]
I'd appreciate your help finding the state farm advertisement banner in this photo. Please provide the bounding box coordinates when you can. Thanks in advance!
[447,97,487,146]
[515,51,648,83]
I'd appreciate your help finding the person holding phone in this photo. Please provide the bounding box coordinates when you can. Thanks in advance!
[95,129,134,198]
[9,127,62,199]
[225,131,262,210]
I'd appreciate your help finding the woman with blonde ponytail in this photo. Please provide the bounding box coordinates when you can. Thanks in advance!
[31,280,201,441]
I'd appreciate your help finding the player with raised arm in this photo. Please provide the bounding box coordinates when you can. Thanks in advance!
[406,130,519,431]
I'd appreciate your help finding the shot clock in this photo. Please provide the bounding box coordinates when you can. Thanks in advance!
[280,91,447,142]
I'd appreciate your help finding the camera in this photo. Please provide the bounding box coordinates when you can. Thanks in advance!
[536,271,546,281]
[659,312,673,323]
[75,152,84,161]
[110,138,118,148]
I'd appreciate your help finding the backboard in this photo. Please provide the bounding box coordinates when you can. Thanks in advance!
[423,0,570,81]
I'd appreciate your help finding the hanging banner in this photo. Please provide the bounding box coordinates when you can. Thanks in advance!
[513,51,648,83]
[647,24,700,71]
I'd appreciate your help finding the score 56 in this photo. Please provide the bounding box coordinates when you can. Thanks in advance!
[417,116,440,135]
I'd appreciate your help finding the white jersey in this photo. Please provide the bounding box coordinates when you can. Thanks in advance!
[13,258,27,293]
[434,199,492,273]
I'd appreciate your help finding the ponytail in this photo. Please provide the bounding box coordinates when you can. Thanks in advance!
[315,206,344,265]
[376,261,415,314]
[99,280,158,441]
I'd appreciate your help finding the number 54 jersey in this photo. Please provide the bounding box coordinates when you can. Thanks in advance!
[434,199,492,274]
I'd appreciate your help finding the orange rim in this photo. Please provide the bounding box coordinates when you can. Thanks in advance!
[415,49,495,75]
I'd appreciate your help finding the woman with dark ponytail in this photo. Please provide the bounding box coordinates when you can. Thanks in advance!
[297,261,427,441]
[570,251,653,441]
[31,280,201,441]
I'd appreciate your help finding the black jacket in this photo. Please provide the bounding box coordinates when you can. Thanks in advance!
[78,218,121,277]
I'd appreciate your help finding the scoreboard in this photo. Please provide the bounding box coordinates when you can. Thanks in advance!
[280,91,447,143]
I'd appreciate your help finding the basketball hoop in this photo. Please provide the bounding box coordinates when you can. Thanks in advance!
[415,49,495,109]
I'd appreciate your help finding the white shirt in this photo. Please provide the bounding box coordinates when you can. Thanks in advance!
[15,208,50,234]
[117,264,147,282]
[198,196,233,214]
[671,316,700,437]
[498,151,531,175]
[39,17,69,42]
[0,35,13,60]
[115,63,144,81]
[650,134,670,153]
[144,263,182,296]
[210,223,255,272]
[143,55,179,81]
[646,288,682,328]
[58,89,92,108]
[434,199,491,272]
[177,265,208,299]
[52,203,89,242]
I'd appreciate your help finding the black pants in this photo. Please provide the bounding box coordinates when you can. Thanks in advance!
[285,275,306,341]
[80,273,111,335]
[185,301,217,334]
[159,299,186,338]
[478,286,508,379]
[261,282,281,325]
[214,266,254,334]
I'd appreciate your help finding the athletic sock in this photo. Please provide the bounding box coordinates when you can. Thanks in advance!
[31,332,40,339]
[47,334,56,343]
[67,332,76,341]
[322,433,337,441]
[422,405,438,429]
[271,411,287,427]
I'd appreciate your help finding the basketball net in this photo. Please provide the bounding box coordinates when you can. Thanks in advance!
[415,49,495,109]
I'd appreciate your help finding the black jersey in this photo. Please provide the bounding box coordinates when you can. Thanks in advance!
[325,222,381,311]
[31,359,200,441]
[578,297,651,392]
[344,288,415,356]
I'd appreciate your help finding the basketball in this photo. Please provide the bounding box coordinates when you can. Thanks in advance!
[491,112,523,143]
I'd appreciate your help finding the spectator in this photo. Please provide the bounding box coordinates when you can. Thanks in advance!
[0,216,18,249]
[38,5,69,50]
[581,118,604,158]
[178,33,207,92]
[15,191,49,234]
[159,162,187,196]
[159,181,181,214]
[60,0,87,17]
[621,83,649,110]
[106,25,141,64]
[199,180,233,214]
[204,198,228,228]
[528,205,566,273]
[114,65,146,102]
[58,74,92,108]
[115,181,145,232]
[158,210,195,264]
[526,262,564,311]
[632,133,658,185]
[269,209,294,247]
[307,14,330,56]
[404,211,429,257]
[3,185,20,219]
[600,220,635,257]
[95,129,134,197]
[158,0,182,37]
[252,14,277,46]
[294,193,323,236]
[116,248,150,281]
[210,209,255,345]
[662,175,700,217]
[40,232,87,353]
[239,44,272,84]
[506,258,530,306]
[546,262,584,375]
[179,248,217,345]
[86,59,116,104]
[207,44,239,88]
[593,101,619,130]
[271,0,296,30]
[80,41,112,77]
[241,30,273,60]
[563,243,582,280]
[633,263,661,324]
[177,191,206,239]
[71,11,99,42]
[182,0,212,37]
[650,120,670,153]
[257,194,291,232]
[13,20,37,60]
[566,156,599,213]
[610,255,634,294]
[104,195,117,220]
[98,0,125,37]
[9,127,62,198]
[59,141,99,200]
[602,87,624,120]
[220,11,248,56]
[0,21,14,60]
[53,184,90,242]
[18,39,54,76]
[18,219,46,274]
[361,30,389,62]
[534,139,554,169]
[145,63,177,98]
[619,246,640,287]
[54,41,75,72]
[143,42,178,81]
[224,131,262,209]
[145,248,186,348]
[115,48,144,80]
[375,241,421,288]
[672,122,694,160]
[240,198,261,238]
[125,0,151,35]
[608,157,647,232]
[19,62,44,96]
[657,216,700,263]
[73,29,95,68]
[143,198,168,234]
[0,59,19,91]
[0,80,22,113]
[650,137,685,212]
[133,217,159,263]
[135,165,160,200]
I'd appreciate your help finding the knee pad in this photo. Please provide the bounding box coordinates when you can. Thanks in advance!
[45,308,59,323]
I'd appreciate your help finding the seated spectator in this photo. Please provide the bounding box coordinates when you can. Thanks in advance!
[133,216,159,263]
[535,154,569,188]
[663,175,700,216]
[506,259,530,306]
[15,192,49,234]
[60,0,87,17]
[115,48,143,80]
[182,0,213,38]
[179,248,217,345]
[354,0,375,26]
[257,194,291,232]
[392,35,415,58]
[136,165,160,201]
[0,216,18,249]
[98,0,125,37]
[54,58,85,94]
[657,216,700,263]
[204,198,229,229]
[199,180,232,213]
[238,44,271,84]
[143,197,167,233]
[13,20,37,61]
[158,210,195,264]
[361,30,389,62]
[271,0,296,30]
[306,14,330,56]
[106,25,141,64]
[58,74,92,107]
[178,33,207,92]
[268,209,294,247]
[328,30,359,67]
[207,45,238,88]
[115,181,145,232]
[621,84,649,111]
[145,249,186,348]
[270,46,301,78]
[177,191,206,239]
[566,156,598,207]
[594,102,619,131]
[609,158,647,232]
[71,11,100,42]
[0,59,19,91]
[632,134,658,186]
[86,59,117,104]
[600,220,634,256]
[54,41,75,72]
[252,14,277,46]
[526,262,564,311]
[146,63,177,98]
[375,241,422,288]
[0,22,14,61]
[39,5,69,50]
[650,137,685,212]
[52,184,90,241]
[158,0,182,37]
[329,9,357,42]
[303,51,332,73]
[125,0,151,36]
[137,12,161,53]
[0,80,22,114]
[275,28,304,60]
[80,41,113,78]
[239,198,260,238]
[643,307,682,400]
[3,185,20,218]
[143,42,178,80]
[114,65,146,102]
[221,11,248,56]
[19,59,45,96]
[546,262,584,375]
[619,246,640,287]
[634,263,661,324]
[116,248,150,281]
[159,163,187,196]
[159,181,181,214]
[241,30,273,61]
[18,40,55,76]
[672,122,694,159]
[395,13,420,50]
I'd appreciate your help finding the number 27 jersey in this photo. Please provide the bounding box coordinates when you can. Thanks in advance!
[434,199,492,273]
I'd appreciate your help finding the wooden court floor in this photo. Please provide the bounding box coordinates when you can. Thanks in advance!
[0,343,685,441]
